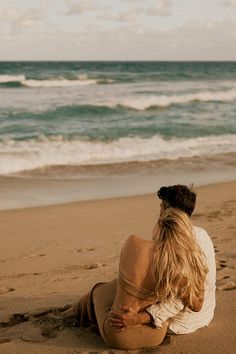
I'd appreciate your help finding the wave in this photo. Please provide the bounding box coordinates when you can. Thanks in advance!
[22,78,98,87]
[0,74,26,83]
[0,73,116,88]
[0,134,235,175]
[0,78,98,88]
[0,81,23,88]
[119,89,236,110]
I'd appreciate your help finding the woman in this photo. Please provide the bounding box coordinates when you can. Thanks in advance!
[75,208,208,350]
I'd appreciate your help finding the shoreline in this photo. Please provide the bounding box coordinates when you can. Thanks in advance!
[1,153,236,210]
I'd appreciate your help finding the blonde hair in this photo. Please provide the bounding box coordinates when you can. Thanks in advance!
[152,208,208,308]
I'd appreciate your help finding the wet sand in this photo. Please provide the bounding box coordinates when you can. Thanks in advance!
[1,153,236,210]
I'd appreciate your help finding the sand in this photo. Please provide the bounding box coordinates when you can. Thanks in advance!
[0,180,235,353]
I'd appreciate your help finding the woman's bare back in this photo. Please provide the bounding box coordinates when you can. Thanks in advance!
[112,235,157,312]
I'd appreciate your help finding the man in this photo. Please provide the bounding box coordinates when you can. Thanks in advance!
[109,184,216,335]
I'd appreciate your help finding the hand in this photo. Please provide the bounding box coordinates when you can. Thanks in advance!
[108,305,153,331]
[108,306,144,332]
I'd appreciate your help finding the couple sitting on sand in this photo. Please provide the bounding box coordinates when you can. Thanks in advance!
[74,184,216,350]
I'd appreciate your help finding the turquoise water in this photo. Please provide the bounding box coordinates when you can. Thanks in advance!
[0,61,236,175]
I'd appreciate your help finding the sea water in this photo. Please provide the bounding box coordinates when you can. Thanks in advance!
[0,61,236,176]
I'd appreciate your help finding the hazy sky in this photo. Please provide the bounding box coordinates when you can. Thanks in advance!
[0,0,236,60]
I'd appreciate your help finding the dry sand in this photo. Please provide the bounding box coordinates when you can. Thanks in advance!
[0,181,235,353]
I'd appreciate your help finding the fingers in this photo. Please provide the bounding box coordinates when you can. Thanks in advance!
[109,318,125,324]
[108,310,126,328]
[120,305,136,314]
[112,326,126,333]
[111,309,124,316]
[108,317,127,331]
[110,323,125,329]
[109,311,125,321]
[108,306,138,330]
[120,305,130,311]
[108,321,125,332]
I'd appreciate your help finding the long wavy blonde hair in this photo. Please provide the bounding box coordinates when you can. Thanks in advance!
[152,207,208,309]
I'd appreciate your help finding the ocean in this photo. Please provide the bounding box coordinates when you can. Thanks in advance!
[0,61,236,177]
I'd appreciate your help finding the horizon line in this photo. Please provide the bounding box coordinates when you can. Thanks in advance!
[0,59,236,63]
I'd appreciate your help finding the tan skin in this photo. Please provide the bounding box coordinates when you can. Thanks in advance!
[92,234,168,349]
[105,234,164,335]
[112,234,156,311]
[109,203,204,331]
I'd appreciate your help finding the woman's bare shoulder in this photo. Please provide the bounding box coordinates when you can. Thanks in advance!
[125,234,152,246]
[121,235,153,258]
[119,235,154,282]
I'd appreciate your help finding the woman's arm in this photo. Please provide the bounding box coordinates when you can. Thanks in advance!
[109,306,152,330]
[110,297,185,330]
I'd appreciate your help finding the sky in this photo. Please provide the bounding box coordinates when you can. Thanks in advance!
[0,0,236,60]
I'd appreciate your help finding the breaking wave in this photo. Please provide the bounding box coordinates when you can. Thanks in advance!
[0,134,235,175]
[0,74,115,88]
[119,89,236,110]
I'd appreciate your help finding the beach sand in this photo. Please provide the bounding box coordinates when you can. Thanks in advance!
[0,181,235,353]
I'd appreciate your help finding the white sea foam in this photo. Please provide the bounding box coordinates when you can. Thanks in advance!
[22,78,97,87]
[77,74,89,80]
[0,134,235,175]
[0,74,105,87]
[119,89,236,110]
[0,74,26,83]
[0,73,116,88]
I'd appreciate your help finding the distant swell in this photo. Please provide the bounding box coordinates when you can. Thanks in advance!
[119,89,236,110]
[0,74,26,83]
[0,134,235,175]
[24,79,98,87]
[0,74,115,88]
[0,81,23,88]
[2,82,234,108]
[0,75,26,88]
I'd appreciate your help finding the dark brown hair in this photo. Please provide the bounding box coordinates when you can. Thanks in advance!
[157,184,196,216]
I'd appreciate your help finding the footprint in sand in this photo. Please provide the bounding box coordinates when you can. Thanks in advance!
[82,262,99,270]
[41,325,59,339]
[207,211,223,222]
[70,276,84,280]
[0,287,15,295]
[21,327,48,342]
[219,282,236,291]
[23,253,46,260]
[0,338,11,344]
[82,262,107,270]
[220,260,227,268]
[216,260,228,271]
[212,236,218,240]
[73,247,96,253]
[0,305,77,345]
[217,275,230,282]
[0,313,29,328]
